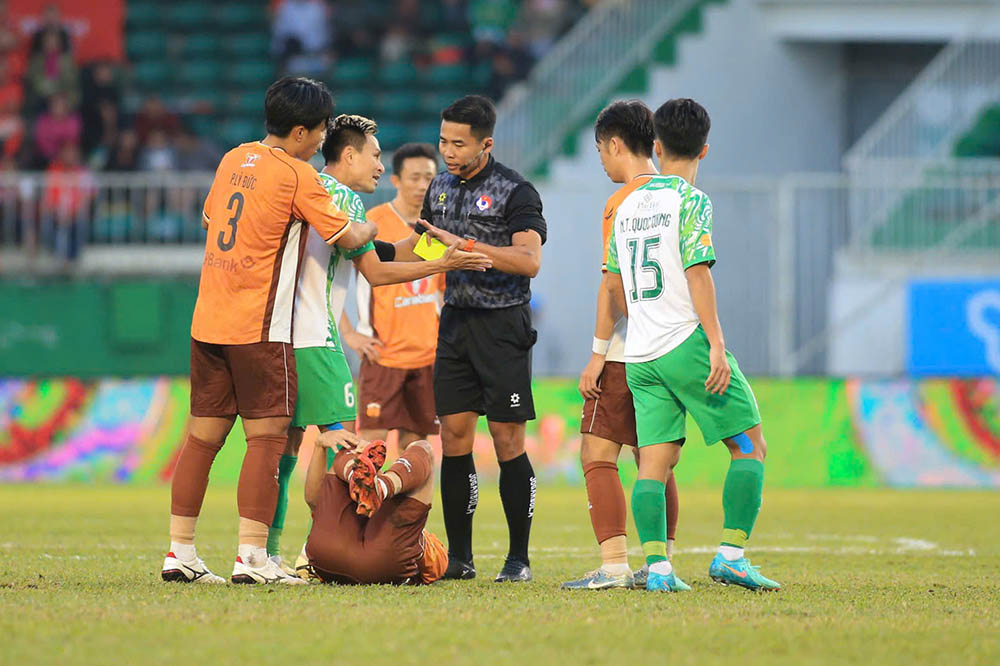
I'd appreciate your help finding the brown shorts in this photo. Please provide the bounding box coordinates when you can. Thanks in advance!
[305,475,430,585]
[357,359,439,435]
[189,338,296,419]
[580,361,638,447]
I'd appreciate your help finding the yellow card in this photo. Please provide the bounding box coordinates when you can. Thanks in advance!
[413,233,449,261]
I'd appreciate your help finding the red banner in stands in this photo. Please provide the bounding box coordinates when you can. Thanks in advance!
[9,0,124,63]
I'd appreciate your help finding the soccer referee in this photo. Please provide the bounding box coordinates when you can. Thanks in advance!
[392,95,546,582]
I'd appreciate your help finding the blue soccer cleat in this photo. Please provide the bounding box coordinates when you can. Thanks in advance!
[645,568,691,592]
[561,567,634,590]
[709,553,781,591]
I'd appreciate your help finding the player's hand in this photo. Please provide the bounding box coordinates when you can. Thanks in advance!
[578,354,606,400]
[360,221,378,244]
[419,219,462,248]
[705,345,731,395]
[344,330,384,363]
[316,428,363,451]
[438,242,491,272]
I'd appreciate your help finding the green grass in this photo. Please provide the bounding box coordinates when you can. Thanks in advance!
[1,484,998,665]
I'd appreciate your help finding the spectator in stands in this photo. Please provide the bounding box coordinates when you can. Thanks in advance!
[517,0,573,59]
[0,58,23,162]
[138,129,177,172]
[0,1,26,81]
[273,0,331,71]
[28,4,71,57]
[440,0,470,32]
[80,62,121,159]
[487,30,533,101]
[468,0,518,45]
[25,29,79,113]
[133,96,179,145]
[42,141,93,262]
[175,123,220,172]
[105,128,139,172]
[380,23,414,63]
[33,92,81,166]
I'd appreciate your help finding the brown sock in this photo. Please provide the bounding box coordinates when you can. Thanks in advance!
[170,434,225,517]
[665,471,679,541]
[583,461,627,545]
[237,436,285,525]
[381,444,432,498]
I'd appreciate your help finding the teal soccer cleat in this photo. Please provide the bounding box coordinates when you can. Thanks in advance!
[561,567,634,590]
[709,554,781,591]
[645,568,691,592]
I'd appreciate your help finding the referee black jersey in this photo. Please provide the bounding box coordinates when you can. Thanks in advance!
[417,157,546,309]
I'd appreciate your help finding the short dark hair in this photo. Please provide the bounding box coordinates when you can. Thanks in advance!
[653,98,711,160]
[441,95,496,140]
[322,114,378,164]
[594,100,654,158]
[392,142,438,175]
[264,77,334,137]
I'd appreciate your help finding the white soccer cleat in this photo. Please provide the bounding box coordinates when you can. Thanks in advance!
[269,554,298,577]
[161,552,226,584]
[231,552,306,585]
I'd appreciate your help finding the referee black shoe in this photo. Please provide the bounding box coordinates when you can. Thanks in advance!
[443,556,476,580]
[494,558,532,583]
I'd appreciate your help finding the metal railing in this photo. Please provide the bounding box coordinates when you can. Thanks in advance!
[492,0,702,176]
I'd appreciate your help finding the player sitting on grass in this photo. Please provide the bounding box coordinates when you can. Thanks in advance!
[301,428,448,585]
[601,98,780,592]
[263,114,490,577]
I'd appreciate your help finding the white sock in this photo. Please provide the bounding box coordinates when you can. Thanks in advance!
[649,560,673,575]
[666,539,675,560]
[603,562,631,576]
[718,545,744,561]
[238,544,268,567]
[170,542,196,561]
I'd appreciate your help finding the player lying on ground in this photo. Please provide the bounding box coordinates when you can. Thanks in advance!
[162,77,377,585]
[601,98,780,592]
[564,100,684,591]
[264,115,490,577]
[300,428,448,585]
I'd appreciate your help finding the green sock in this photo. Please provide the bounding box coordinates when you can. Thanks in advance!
[326,446,335,470]
[632,479,668,565]
[267,454,298,557]
[720,459,764,547]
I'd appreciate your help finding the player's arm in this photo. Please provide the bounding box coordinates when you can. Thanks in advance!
[681,194,728,395]
[579,272,618,399]
[304,429,362,509]
[339,310,383,363]
[352,241,491,287]
[419,184,546,277]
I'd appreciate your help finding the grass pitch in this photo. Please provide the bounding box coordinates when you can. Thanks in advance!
[1,483,998,665]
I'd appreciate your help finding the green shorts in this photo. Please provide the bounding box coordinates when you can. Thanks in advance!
[292,346,357,428]
[626,326,761,447]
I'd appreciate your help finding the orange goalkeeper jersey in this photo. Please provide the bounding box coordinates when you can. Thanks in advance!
[191,142,353,345]
[356,203,444,369]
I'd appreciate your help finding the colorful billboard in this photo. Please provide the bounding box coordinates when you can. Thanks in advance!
[1,377,999,487]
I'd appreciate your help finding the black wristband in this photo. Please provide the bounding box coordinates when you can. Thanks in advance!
[374,240,395,262]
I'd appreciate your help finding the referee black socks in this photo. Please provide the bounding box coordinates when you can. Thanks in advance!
[441,453,478,563]
[499,453,535,565]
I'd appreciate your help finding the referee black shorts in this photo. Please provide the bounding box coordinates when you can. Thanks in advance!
[434,303,537,423]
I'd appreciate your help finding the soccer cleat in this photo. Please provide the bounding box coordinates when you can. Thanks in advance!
[442,556,476,580]
[632,564,648,589]
[161,552,226,584]
[363,439,387,470]
[294,546,320,583]
[645,568,691,592]
[495,557,532,583]
[231,554,307,585]
[561,567,633,590]
[269,554,297,577]
[349,453,384,517]
[709,554,781,591]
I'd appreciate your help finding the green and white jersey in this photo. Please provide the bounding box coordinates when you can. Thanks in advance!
[292,172,374,351]
[605,175,715,363]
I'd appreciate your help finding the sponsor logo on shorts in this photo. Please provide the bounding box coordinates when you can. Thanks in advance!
[510,392,521,408]
[366,402,381,419]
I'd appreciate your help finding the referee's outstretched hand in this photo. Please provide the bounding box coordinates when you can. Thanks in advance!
[438,242,492,272]
[420,220,462,248]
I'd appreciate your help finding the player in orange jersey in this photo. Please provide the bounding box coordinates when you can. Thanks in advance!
[161,78,377,586]
[341,143,444,455]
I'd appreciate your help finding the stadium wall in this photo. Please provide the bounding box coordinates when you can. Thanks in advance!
[2,377,998,488]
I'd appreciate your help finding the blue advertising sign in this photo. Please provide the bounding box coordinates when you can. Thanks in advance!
[909,279,1000,376]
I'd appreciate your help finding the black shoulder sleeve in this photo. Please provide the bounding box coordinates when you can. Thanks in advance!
[415,186,433,235]
[374,240,396,262]
[506,182,547,245]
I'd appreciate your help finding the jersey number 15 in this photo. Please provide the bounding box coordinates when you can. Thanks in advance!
[627,236,664,302]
